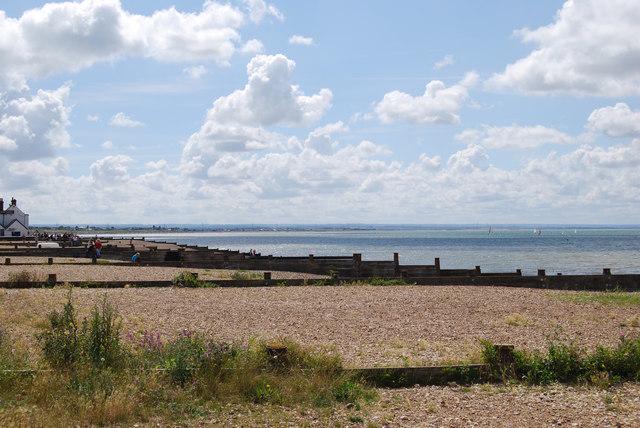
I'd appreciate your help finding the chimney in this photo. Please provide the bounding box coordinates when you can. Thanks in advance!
[0,198,3,211]
[10,197,16,207]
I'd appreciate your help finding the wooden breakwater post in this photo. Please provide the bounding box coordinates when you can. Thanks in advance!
[393,252,400,276]
[434,257,441,274]
[264,271,272,286]
[48,258,53,265]
[47,274,57,287]
[494,344,516,379]
[353,253,362,278]
[4,258,10,265]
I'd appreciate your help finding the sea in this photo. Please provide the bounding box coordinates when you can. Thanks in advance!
[91,225,640,275]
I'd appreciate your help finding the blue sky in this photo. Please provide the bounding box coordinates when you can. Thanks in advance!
[1,0,639,224]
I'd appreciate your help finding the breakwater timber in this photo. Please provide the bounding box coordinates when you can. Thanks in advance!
[1,237,638,291]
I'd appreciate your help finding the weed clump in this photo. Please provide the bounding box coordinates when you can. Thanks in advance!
[1,295,374,426]
[230,270,262,280]
[7,271,43,288]
[481,336,640,385]
[341,277,411,287]
[171,272,217,288]
[37,293,124,370]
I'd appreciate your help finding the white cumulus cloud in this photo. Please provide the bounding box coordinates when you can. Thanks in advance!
[182,54,333,176]
[0,0,260,90]
[487,0,640,96]
[90,154,132,184]
[110,112,144,128]
[200,54,332,127]
[587,103,640,138]
[374,72,478,125]
[240,39,264,54]
[0,84,71,160]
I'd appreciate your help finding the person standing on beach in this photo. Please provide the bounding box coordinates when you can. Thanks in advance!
[95,239,103,258]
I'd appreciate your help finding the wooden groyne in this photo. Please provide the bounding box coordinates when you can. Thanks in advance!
[1,238,639,291]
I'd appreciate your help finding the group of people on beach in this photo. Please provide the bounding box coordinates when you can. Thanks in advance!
[85,238,103,260]
[35,231,82,246]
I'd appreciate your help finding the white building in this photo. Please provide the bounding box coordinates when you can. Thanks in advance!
[0,197,30,237]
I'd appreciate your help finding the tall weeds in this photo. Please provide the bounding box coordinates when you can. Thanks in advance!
[2,293,374,426]
[481,337,640,385]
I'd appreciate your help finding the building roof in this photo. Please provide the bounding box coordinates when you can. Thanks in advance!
[4,218,28,230]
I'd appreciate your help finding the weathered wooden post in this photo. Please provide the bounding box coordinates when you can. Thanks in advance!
[4,258,10,265]
[393,253,399,276]
[47,274,57,286]
[516,269,522,276]
[264,271,272,285]
[475,266,481,275]
[48,257,53,265]
[603,268,611,276]
[537,269,547,288]
[495,344,516,379]
[353,253,362,278]
[434,257,441,274]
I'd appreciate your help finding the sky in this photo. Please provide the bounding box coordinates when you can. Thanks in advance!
[0,0,639,224]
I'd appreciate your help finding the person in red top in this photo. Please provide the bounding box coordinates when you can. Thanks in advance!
[95,239,103,258]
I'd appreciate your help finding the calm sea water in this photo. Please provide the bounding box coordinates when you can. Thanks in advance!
[95,226,640,275]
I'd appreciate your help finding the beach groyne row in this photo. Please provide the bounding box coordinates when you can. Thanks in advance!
[0,239,517,279]
[2,238,639,291]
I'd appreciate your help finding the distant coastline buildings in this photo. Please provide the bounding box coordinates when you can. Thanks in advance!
[0,197,30,237]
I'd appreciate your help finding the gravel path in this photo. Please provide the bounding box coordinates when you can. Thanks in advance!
[2,286,638,367]
[0,265,325,282]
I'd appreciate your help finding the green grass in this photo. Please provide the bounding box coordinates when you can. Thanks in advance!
[230,270,263,280]
[556,290,640,306]
[341,278,411,287]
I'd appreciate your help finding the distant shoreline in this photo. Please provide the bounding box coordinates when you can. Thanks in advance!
[32,223,640,235]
